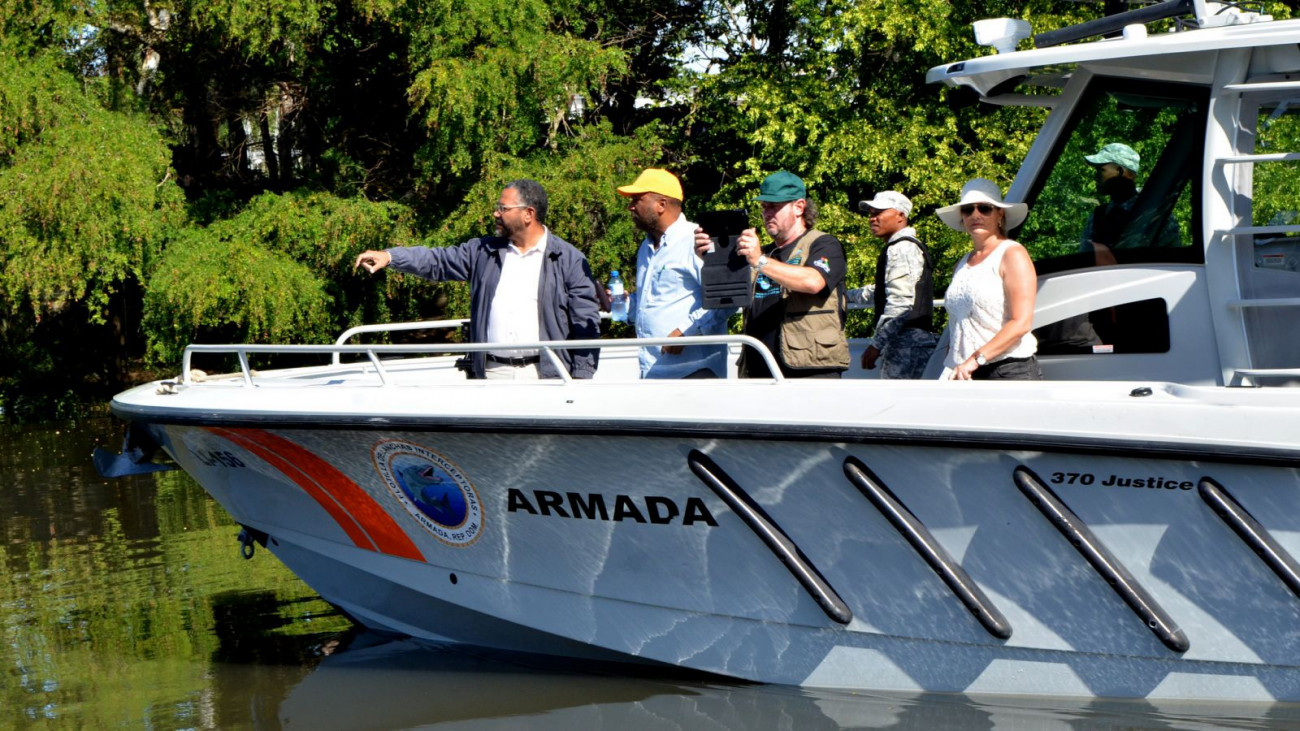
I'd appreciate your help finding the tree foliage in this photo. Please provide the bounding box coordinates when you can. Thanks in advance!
[143,191,421,363]
[405,0,628,183]
[0,50,95,162]
[0,0,1293,418]
[0,109,180,323]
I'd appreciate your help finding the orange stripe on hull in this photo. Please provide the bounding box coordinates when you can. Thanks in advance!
[209,427,426,562]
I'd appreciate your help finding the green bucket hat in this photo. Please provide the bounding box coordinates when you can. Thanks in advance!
[754,171,807,203]
[1084,143,1140,174]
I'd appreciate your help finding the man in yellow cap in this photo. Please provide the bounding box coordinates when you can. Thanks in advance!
[617,168,729,378]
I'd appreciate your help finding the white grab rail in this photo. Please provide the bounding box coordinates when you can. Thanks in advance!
[331,300,886,364]
[324,301,891,369]
[332,319,469,364]
[181,334,785,387]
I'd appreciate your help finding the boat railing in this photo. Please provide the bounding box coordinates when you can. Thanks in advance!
[180,334,785,387]
[1230,368,1300,387]
[330,298,886,362]
[332,319,470,362]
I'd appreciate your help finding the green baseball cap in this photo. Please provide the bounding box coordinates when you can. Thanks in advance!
[754,171,807,203]
[1085,143,1140,174]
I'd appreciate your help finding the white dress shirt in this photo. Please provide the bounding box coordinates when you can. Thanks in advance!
[487,230,548,358]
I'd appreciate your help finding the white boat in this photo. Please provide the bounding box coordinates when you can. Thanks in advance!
[103,0,1300,701]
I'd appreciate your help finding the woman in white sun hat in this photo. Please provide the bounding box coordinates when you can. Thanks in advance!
[935,178,1042,380]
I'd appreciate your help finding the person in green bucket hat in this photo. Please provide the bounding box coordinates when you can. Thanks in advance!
[694,171,850,378]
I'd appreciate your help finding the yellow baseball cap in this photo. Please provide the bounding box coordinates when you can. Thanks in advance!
[617,168,683,201]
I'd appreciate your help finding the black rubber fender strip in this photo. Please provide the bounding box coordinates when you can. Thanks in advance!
[1014,465,1189,653]
[844,456,1012,640]
[1199,476,1300,600]
[687,449,853,625]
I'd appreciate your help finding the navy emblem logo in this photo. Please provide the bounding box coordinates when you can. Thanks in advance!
[373,440,483,547]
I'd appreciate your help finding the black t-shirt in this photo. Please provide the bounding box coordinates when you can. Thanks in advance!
[744,232,847,377]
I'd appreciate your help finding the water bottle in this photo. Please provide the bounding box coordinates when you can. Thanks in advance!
[609,270,628,322]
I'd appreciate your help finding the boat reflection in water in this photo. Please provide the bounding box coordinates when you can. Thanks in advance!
[284,632,1300,729]
[103,0,1300,703]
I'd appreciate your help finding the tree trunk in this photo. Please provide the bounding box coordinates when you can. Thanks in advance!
[260,112,279,185]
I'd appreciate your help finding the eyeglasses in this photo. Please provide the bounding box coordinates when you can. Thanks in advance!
[494,204,530,213]
[960,203,997,216]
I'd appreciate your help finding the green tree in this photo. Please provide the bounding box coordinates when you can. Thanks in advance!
[0,0,1294,418]
[0,47,182,419]
[674,0,1095,336]
[143,191,421,364]
[409,123,665,328]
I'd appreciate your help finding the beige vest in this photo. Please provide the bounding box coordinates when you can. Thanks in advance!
[744,229,849,374]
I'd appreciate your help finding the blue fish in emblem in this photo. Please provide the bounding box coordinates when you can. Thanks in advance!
[394,460,469,527]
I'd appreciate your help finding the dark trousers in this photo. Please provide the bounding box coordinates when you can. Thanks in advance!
[973,355,1043,380]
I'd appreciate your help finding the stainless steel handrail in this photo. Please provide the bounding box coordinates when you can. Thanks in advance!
[1215,152,1300,164]
[181,334,785,387]
[1225,297,1300,309]
[332,302,887,358]
[1213,225,1300,238]
[1230,368,1300,387]
[1222,81,1300,93]
[332,319,469,364]
[327,302,895,368]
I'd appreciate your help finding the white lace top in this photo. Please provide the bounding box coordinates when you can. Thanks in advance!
[943,239,1037,369]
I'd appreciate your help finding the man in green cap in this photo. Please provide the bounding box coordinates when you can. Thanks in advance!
[1081,142,1180,253]
[1039,142,1183,356]
[695,170,849,378]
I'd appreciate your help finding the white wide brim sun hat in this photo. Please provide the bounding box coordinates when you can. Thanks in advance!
[935,178,1029,231]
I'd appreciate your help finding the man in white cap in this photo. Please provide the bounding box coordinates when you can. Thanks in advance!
[617,168,730,378]
[1081,142,1180,253]
[847,191,937,379]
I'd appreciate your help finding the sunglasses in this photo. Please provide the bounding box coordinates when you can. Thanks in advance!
[960,203,998,216]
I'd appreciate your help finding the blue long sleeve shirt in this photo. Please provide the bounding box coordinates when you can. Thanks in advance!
[631,215,732,378]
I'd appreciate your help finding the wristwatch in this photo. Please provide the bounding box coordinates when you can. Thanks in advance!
[974,352,988,366]
[754,255,770,272]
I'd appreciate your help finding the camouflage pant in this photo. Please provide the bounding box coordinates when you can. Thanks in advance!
[879,328,939,380]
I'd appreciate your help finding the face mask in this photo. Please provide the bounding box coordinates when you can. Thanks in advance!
[1099,174,1137,199]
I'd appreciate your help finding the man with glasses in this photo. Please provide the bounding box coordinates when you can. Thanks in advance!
[847,191,937,379]
[695,171,849,378]
[354,179,601,380]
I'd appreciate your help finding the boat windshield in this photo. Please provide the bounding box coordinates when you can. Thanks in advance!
[1018,77,1208,275]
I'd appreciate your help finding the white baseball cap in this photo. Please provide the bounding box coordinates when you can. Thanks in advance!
[858,190,913,217]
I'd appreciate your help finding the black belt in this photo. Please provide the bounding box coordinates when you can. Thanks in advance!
[487,354,540,366]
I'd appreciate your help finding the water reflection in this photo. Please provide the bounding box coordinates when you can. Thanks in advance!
[283,633,1300,729]
[0,418,349,727]
[5,418,1300,728]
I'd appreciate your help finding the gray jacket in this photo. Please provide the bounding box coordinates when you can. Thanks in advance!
[386,231,601,378]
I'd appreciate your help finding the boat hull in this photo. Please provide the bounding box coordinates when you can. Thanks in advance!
[144,420,1300,701]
